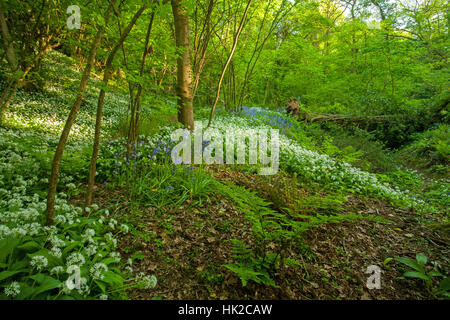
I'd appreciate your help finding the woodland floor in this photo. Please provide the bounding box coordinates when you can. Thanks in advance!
[72,167,449,300]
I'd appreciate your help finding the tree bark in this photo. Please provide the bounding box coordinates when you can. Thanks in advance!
[128,12,155,155]
[208,0,252,127]
[192,0,216,99]
[0,2,18,71]
[85,5,147,207]
[171,0,194,131]
[46,1,116,226]
[0,2,18,124]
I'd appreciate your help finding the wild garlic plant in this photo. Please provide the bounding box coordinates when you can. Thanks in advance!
[0,129,157,300]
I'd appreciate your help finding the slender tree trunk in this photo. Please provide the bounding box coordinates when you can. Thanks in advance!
[116,14,135,130]
[208,0,252,127]
[0,3,18,71]
[46,1,116,226]
[86,5,147,207]
[130,12,155,152]
[237,0,294,108]
[192,0,216,99]
[171,0,194,130]
[0,3,18,124]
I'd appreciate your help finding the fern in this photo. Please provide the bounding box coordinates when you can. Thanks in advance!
[216,180,370,288]
[224,239,279,287]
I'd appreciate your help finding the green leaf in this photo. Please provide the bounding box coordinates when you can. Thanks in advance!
[17,241,42,253]
[415,254,427,266]
[428,270,443,278]
[62,242,80,256]
[403,271,431,283]
[0,237,21,264]
[102,271,123,287]
[100,257,118,265]
[394,257,425,273]
[224,264,265,287]
[0,270,27,281]
[15,284,35,300]
[94,280,106,293]
[383,257,393,266]
[28,274,61,298]
[9,259,28,271]
[27,250,61,269]
[439,277,450,291]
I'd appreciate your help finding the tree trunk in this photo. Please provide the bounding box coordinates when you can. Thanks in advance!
[46,1,116,226]
[171,0,194,131]
[0,3,18,71]
[85,5,147,207]
[208,0,252,127]
[192,0,216,99]
[0,3,18,124]
[128,12,155,154]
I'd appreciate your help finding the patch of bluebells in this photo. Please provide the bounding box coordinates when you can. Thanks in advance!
[150,138,174,162]
[234,106,298,135]
[106,135,177,179]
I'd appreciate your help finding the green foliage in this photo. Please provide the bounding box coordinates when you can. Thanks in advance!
[0,118,157,300]
[217,181,370,288]
[399,124,450,176]
[322,125,398,173]
[224,239,278,288]
[394,254,449,298]
[0,0,448,301]
[0,218,123,300]
[317,136,364,165]
[98,133,217,209]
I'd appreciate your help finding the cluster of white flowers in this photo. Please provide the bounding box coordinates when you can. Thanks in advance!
[110,252,121,263]
[119,224,129,234]
[0,140,87,241]
[50,247,62,258]
[105,232,118,248]
[54,214,67,225]
[4,281,21,297]
[0,53,144,300]
[81,228,96,243]
[77,277,90,296]
[59,275,90,297]
[66,252,86,267]
[30,255,48,270]
[135,272,158,289]
[85,244,98,257]
[50,266,64,275]
[90,263,108,280]
[123,258,133,273]
[108,218,118,230]
[205,112,424,205]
